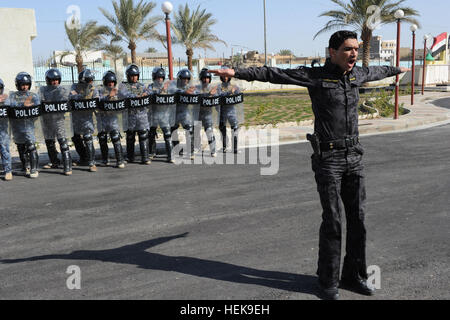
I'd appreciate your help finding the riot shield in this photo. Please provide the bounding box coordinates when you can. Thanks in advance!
[96,85,126,133]
[219,83,245,128]
[6,90,41,144]
[119,82,151,132]
[69,83,99,136]
[0,87,11,152]
[151,80,177,129]
[174,80,201,129]
[38,85,73,140]
[198,83,221,128]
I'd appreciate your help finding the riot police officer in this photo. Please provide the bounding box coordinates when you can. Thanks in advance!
[211,30,409,300]
[148,67,176,163]
[196,68,219,157]
[9,72,41,179]
[0,78,12,181]
[171,69,198,160]
[119,64,151,165]
[218,66,242,154]
[39,68,72,176]
[70,69,98,173]
[97,71,125,169]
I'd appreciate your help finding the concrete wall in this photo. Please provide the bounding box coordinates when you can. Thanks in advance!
[0,8,37,90]
[400,65,449,86]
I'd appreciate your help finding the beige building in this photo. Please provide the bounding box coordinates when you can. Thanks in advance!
[0,8,37,90]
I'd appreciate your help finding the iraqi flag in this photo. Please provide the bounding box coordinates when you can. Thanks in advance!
[430,32,447,57]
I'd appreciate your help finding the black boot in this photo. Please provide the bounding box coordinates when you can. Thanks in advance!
[220,126,227,152]
[72,135,87,166]
[233,129,239,154]
[205,127,217,157]
[165,136,174,163]
[58,138,72,176]
[209,136,217,157]
[44,139,60,169]
[17,144,27,172]
[98,131,110,166]
[138,130,151,165]
[83,134,97,172]
[28,143,39,179]
[126,131,136,163]
[111,130,125,169]
[187,127,195,160]
[149,127,157,159]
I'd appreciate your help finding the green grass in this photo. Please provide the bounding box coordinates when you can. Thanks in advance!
[244,91,313,127]
[243,89,406,126]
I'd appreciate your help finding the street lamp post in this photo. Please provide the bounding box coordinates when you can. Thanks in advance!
[263,0,267,66]
[422,34,430,95]
[410,24,418,105]
[162,1,174,80]
[394,9,404,120]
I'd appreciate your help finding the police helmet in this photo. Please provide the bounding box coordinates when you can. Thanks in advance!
[220,65,231,83]
[78,69,95,84]
[199,68,212,82]
[152,67,166,81]
[126,64,140,82]
[0,78,4,95]
[15,72,32,91]
[103,71,117,87]
[177,69,192,80]
[45,68,62,86]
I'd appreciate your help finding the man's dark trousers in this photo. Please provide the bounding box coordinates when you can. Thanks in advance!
[312,145,368,288]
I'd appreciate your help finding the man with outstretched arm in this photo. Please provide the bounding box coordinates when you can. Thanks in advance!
[211,30,410,300]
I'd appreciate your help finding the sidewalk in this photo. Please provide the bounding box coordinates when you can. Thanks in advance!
[3,91,450,170]
[242,91,450,146]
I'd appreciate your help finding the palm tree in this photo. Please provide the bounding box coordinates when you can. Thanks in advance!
[145,47,157,53]
[64,20,110,72]
[314,0,420,67]
[278,49,294,56]
[171,4,226,71]
[99,0,162,64]
[97,34,127,75]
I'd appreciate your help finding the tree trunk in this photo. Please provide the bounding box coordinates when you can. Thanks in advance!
[361,28,372,68]
[76,53,84,73]
[129,41,137,64]
[186,48,194,72]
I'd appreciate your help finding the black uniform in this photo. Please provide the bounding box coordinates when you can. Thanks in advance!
[235,59,402,288]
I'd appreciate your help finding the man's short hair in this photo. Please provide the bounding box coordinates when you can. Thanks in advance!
[329,31,358,50]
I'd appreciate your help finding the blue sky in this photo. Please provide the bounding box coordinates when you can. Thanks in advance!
[2,0,449,62]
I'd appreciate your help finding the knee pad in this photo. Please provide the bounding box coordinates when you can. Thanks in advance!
[58,138,70,152]
[25,143,36,153]
[110,130,121,144]
[138,130,149,140]
[83,134,93,143]
[98,131,108,143]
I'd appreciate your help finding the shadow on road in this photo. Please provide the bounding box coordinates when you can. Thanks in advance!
[0,232,319,298]
[430,97,450,109]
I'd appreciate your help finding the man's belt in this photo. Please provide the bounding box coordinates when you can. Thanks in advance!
[320,136,360,151]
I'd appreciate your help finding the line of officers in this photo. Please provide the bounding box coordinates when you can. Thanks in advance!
[0,65,244,180]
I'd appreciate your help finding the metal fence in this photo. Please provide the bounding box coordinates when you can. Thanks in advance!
[33,63,222,87]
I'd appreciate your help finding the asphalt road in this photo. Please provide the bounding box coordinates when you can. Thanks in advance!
[0,124,449,301]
